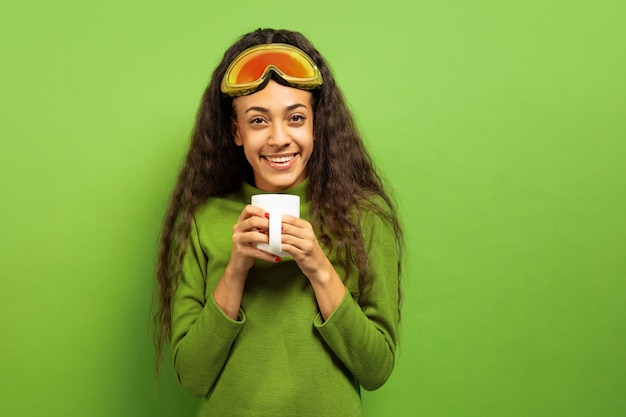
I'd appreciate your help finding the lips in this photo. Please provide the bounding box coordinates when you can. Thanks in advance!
[264,154,296,163]
[262,153,298,170]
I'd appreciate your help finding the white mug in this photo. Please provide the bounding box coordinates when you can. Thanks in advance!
[251,194,300,256]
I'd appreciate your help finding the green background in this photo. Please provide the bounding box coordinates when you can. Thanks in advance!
[1,0,625,416]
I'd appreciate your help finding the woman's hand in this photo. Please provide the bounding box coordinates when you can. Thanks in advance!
[214,205,277,320]
[229,205,281,272]
[279,216,329,279]
[280,215,346,319]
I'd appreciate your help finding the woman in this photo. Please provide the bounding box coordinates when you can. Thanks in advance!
[154,28,404,416]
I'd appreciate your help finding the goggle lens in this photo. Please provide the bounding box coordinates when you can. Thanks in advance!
[231,51,316,84]
[221,44,323,97]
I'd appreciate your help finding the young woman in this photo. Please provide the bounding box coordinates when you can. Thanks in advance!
[154,28,404,416]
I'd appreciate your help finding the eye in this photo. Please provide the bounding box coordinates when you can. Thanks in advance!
[249,116,267,126]
[289,114,306,124]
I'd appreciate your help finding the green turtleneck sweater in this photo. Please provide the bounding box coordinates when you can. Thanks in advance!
[171,181,400,417]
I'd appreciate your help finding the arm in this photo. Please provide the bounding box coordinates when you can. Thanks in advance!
[312,210,400,391]
[171,206,277,396]
[213,205,279,319]
[280,215,346,319]
[170,217,245,397]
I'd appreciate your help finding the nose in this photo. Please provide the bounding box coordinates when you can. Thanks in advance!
[267,123,291,147]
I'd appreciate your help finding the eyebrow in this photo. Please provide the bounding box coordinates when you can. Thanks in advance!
[244,103,309,114]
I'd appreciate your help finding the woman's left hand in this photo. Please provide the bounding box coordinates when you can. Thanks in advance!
[280,215,346,320]
[279,215,329,281]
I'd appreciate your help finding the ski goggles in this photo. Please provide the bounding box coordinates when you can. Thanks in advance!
[221,43,323,97]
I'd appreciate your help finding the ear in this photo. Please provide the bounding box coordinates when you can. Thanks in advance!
[232,119,243,146]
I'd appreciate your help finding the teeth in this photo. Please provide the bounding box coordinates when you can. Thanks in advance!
[266,154,295,163]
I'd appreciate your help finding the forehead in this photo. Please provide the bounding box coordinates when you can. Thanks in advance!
[233,80,313,113]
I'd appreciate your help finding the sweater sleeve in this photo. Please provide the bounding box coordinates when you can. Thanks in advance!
[170,216,246,397]
[313,209,400,391]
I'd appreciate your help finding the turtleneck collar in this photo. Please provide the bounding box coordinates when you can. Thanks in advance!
[240,179,308,203]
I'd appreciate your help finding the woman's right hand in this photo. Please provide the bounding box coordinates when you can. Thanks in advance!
[228,205,278,274]
[214,205,276,320]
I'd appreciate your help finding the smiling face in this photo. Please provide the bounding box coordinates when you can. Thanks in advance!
[232,79,314,192]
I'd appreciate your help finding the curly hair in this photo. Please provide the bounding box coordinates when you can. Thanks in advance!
[153,28,404,370]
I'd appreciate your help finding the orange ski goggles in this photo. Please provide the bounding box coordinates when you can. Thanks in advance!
[221,43,323,97]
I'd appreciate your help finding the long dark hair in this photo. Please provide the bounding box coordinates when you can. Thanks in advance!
[153,28,403,370]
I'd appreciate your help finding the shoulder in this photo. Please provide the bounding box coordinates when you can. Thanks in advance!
[358,193,394,225]
[193,189,247,220]
[191,189,247,242]
[356,193,399,246]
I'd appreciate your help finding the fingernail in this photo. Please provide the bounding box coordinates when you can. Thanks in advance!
[274,256,281,262]
[264,212,270,219]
